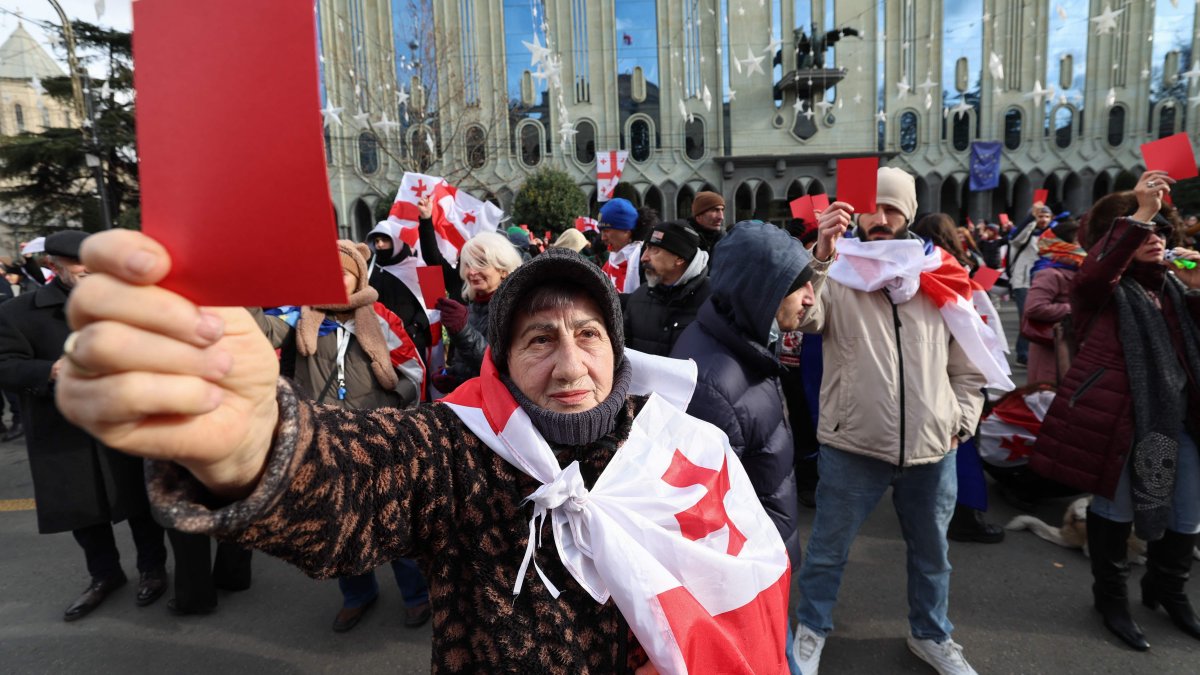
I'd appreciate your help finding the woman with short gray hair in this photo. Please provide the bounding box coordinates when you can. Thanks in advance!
[433,231,523,392]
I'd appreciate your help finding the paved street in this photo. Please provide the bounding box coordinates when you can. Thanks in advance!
[1,299,1197,673]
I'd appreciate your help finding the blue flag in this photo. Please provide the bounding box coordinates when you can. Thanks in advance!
[969,141,1002,192]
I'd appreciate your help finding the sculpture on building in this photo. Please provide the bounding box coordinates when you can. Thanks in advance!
[793,23,861,70]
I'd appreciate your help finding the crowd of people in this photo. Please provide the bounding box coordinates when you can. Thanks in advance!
[2,161,1199,674]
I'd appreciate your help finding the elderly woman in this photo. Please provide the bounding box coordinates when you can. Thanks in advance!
[56,232,791,674]
[432,231,522,393]
[1033,171,1200,652]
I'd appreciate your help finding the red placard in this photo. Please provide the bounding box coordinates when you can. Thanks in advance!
[1033,189,1049,205]
[999,213,1011,226]
[133,0,343,306]
[1141,132,1200,180]
[811,193,830,213]
[789,196,813,221]
[416,265,447,308]
[972,266,1002,292]
[836,157,879,214]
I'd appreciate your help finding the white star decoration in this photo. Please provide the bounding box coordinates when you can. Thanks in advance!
[740,47,766,77]
[559,121,577,145]
[728,89,737,102]
[702,85,713,111]
[950,100,973,119]
[988,52,1005,82]
[896,77,912,99]
[917,75,937,97]
[523,35,551,67]
[814,99,833,117]
[793,98,805,113]
[1091,4,1123,36]
[763,36,782,55]
[1105,88,1117,107]
[321,103,343,128]
[352,110,370,127]
[876,110,887,124]
[1025,80,1053,106]
[1181,61,1200,85]
[376,113,400,134]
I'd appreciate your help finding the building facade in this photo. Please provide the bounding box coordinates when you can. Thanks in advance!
[320,0,1200,241]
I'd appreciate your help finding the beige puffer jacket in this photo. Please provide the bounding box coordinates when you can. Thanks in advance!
[799,256,987,467]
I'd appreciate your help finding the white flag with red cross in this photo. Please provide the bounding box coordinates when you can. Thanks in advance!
[979,387,1056,467]
[441,349,791,674]
[596,150,629,202]
[575,216,599,233]
[386,172,505,266]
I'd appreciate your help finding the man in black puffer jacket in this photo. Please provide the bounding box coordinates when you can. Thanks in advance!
[623,220,711,357]
[671,220,815,672]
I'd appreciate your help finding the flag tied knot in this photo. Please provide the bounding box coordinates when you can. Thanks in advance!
[515,461,593,600]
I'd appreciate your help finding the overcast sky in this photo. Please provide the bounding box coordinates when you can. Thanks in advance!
[0,0,131,73]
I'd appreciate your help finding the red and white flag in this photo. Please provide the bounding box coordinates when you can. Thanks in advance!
[386,172,504,265]
[441,349,791,674]
[979,387,1055,467]
[601,241,643,293]
[829,238,1014,390]
[596,150,629,202]
[575,216,599,233]
[368,302,426,397]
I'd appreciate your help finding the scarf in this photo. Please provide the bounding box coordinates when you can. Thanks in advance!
[1114,273,1200,541]
[441,349,791,674]
[829,238,1014,390]
[601,241,642,293]
[1031,229,1086,280]
[296,283,400,392]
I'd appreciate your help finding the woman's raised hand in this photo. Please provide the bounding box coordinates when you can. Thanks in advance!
[55,230,282,499]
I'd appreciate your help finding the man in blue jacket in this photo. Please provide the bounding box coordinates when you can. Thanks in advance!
[670,220,816,674]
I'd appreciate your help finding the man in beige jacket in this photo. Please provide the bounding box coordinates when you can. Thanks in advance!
[791,167,988,675]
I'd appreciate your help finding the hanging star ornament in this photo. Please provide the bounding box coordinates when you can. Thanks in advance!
[1090,4,1123,36]
[1024,80,1053,106]
[763,36,782,55]
[727,89,737,102]
[793,97,805,113]
[376,113,400,134]
[1181,61,1200,85]
[917,74,938,97]
[559,121,577,145]
[988,52,1005,82]
[741,47,766,77]
[924,92,933,110]
[876,110,887,124]
[814,99,834,117]
[352,109,370,127]
[523,35,551,68]
[951,100,973,119]
[853,93,863,105]
[1105,88,1117,107]
[396,87,410,108]
[896,77,912,99]
[321,102,343,128]
[702,84,713,111]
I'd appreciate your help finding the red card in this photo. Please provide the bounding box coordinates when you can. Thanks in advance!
[1141,132,1199,180]
[789,196,813,221]
[836,157,879,214]
[972,266,1002,292]
[416,266,447,308]
[1033,189,1049,205]
[133,0,343,306]
[999,213,1011,226]
[811,193,830,213]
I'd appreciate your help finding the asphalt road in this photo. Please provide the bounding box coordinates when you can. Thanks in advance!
[1,298,1197,674]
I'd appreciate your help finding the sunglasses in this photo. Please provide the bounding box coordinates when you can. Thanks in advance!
[1151,214,1174,240]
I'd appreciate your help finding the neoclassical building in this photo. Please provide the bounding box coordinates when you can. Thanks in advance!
[319,0,1200,241]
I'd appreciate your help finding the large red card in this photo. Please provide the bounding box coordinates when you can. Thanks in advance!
[836,157,879,214]
[972,267,1002,292]
[133,0,344,306]
[416,265,447,308]
[1141,132,1199,180]
[1033,189,1049,205]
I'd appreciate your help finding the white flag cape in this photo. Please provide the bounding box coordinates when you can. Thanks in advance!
[601,241,642,293]
[829,237,1014,390]
[441,349,791,674]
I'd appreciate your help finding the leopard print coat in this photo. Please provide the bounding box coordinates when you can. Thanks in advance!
[147,380,647,673]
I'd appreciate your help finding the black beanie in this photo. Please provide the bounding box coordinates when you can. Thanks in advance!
[647,220,701,263]
[488,247,624,373]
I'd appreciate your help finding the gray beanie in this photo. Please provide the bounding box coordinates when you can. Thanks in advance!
[487,247,624,373]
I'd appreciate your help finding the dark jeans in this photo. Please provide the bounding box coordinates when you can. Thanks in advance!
[72,516,167,581]
[166,529,253,610]
[338,558,429,609]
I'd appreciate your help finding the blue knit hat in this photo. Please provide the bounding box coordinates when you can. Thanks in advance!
[598,198,638,231]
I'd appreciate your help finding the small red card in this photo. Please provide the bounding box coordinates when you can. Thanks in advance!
[811,193,830,213]
[1033,189,1049,205]
[133,0,343,306]
[789,196,813,221]
[416,265,447,308]
[836,157,879,214]
[1141,132,1199,180]
[999,213,1011,226]
[972,267,1002,292]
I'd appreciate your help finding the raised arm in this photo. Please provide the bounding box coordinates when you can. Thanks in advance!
[54,230,281,500]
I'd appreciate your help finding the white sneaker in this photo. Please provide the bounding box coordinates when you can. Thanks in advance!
[906,635,978,675]
[792,624,826,675]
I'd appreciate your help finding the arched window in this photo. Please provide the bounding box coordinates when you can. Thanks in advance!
[519,123,542,166]
[899,111,918,153]
[358,131,379,174]
[1054,107,1073,149]
[574,119,596,164]
[1004,108,1022,150]
[684,117,705,160]
[1107,106,1126,147]
[465,125,486,169]
[13,104,24,132]
[1158,105,1177,139]
[952,112,971,151]
[629,118,651,162]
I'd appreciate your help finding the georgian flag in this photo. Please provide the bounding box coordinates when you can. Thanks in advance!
[979,387,1056,467]
[386,172,505,265]
[829,237,1014,390]
[601,241,643,293]
[441,350,791,674]
[575,216,599,233]
[596,150,629,202]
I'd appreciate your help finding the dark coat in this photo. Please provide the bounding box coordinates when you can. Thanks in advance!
[0,279,150,533]
[669,223,811,565]
[1031,218,1200,498]
[368,265,433,357]
[623,268,711,357]
[446,297,489,381]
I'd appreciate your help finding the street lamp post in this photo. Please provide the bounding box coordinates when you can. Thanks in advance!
[45,0,113,230]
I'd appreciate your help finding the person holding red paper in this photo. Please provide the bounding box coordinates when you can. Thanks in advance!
[1007,203,1056,365]
[55,235,794,674]
[433,231,524,393]
[790,166,995,675]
